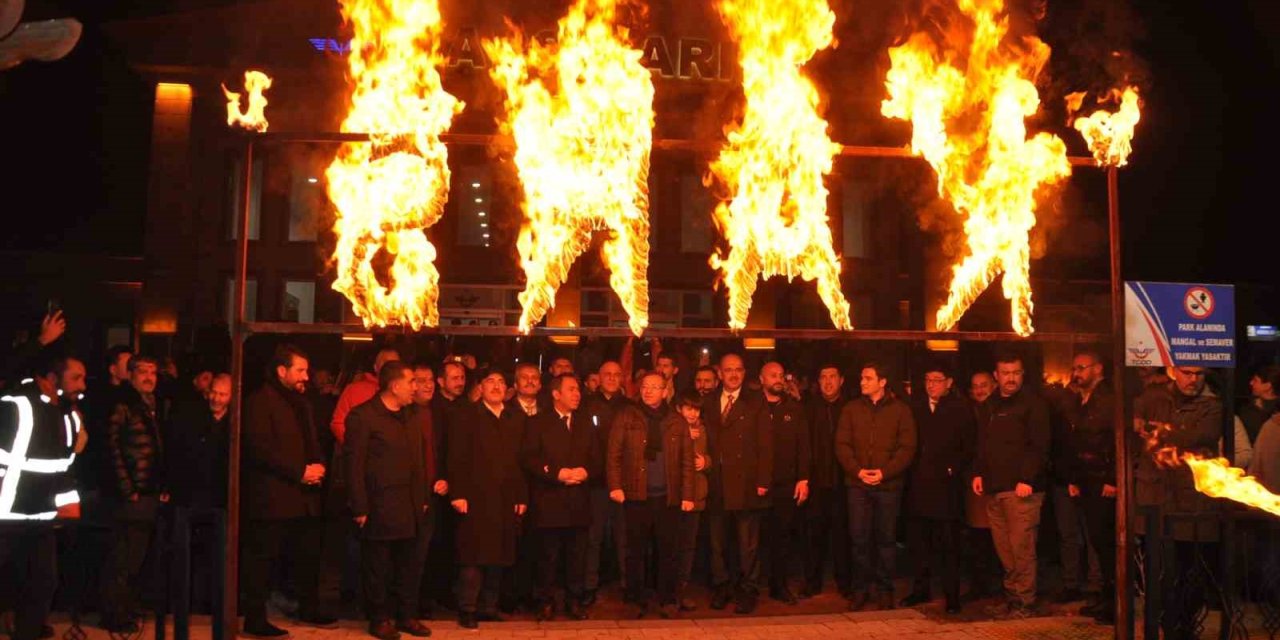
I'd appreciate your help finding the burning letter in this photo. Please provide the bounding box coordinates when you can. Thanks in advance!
[881,0,1072,336]
[485,0,656,337]
[223,70,272,132]
[326,0,464,329]
[707,0,851,331]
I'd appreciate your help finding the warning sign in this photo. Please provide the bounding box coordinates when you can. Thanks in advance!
[1125,282,1235,367]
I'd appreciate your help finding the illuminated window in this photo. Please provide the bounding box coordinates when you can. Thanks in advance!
[288,157,327,242]
[228,158,263,240]
[679,175,714,253]
[456,166,492,247]
[283,281,316,323]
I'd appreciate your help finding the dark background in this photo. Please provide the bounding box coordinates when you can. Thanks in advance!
[1,0,1276,308]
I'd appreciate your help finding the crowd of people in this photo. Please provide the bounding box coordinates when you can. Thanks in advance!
[2,310,1280,640]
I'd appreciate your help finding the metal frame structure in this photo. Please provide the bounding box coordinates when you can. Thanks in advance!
[223,131,1129,639]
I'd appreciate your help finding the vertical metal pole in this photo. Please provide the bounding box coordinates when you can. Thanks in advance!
[1219,371,1236,640]
[1108,165,1132,640]
[222,138,253,640]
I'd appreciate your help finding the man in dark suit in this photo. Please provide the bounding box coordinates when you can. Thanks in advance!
[345,361,433,639]
[702,353,773,614]
[802,363,852,599]
[901,363,975,614]
[520,373,600,621]
[241,344,337,638]
[448,370,529,630]
[760,361,811,605]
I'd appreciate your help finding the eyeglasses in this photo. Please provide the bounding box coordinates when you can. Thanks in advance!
[923,377,948,384]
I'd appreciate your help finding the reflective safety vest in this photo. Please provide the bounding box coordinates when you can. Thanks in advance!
[0,383,80,520]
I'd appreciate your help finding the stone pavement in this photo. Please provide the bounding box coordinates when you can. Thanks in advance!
[50,609,1117,639]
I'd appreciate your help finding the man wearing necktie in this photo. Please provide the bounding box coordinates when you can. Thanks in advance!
[702,353,773,614]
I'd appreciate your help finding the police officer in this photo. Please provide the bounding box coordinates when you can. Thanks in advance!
[0,353,83,640]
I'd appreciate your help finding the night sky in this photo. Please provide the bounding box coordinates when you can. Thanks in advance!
[1,0,1277,310]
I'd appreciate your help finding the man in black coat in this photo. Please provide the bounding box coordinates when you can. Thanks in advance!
[520,373,600,621]
[1064,351,1118,625]
[345,362,433,639]
[99,354,166,633]
[702,353,773,614]
[241,344,337,638]
[971,352,1051,618]
[448,370,529,630]
[901,364,975,614]
[760,362,811,605]
[582,360,631,604]
[164,372,230,615]
[802,363,852,599]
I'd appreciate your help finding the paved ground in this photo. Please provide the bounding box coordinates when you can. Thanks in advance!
[52,609,1117,639]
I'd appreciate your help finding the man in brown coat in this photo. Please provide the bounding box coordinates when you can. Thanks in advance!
[836,362,916,611]
[608,373,694,618]
[448,370,529,630]
[702,354,773,614]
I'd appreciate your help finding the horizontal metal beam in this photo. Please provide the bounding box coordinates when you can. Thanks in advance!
[243,321,1108,343]
[240,131,1102,168]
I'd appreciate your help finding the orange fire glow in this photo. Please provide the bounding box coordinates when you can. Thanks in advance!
[1066,86,1142,167]
[1143,421,1280,517]
[325,0,464,329]
[881,0,1071,336]
[223,70,272,132]
[706,0,851,331]
[484,0,655,337]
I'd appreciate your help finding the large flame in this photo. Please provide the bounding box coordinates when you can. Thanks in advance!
[484,0,655,336]
[1144,421,1280,517]
[223,70,272,132]
[707,0,851,331]
[326,0,463,329]
[881,0,1071,336]
[1066,86,1142,168]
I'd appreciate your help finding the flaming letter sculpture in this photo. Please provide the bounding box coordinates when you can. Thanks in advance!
[485,0,655,336]
[707,0,851,331]
[1066,86,1142,168]
[223,70,273,132]
[326,0,464,329]
[881,0,1071,336]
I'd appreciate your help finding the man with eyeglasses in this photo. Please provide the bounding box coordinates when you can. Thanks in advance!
[901,363,974,614]
[971,351,1050,619]
[1134,364,1222,638]
[1063,351,1118,624]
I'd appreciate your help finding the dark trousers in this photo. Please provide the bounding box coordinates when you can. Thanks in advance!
[535,526,588,605]
[423,496,457,609]
[1076,486,1116,603]
[500,518,537,611]
[848,484,902,593]
[624,498,682,604]
[240,516,324,625]
[765,486,800,591]
[964,526,1002,596]
[0,527,57,640]
[708,508,762,594]
[585,487,626,590]
[677,510,702,587]
[905,517,960,604]
[361,524,432,622]
[457,565,502,615]
[100,516,157,624]
[803,485,851,593]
